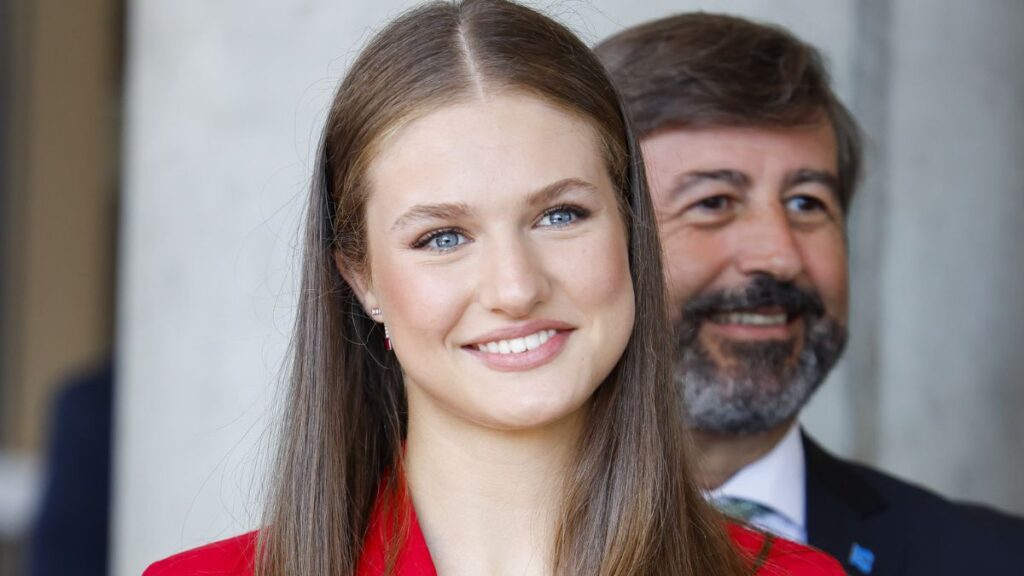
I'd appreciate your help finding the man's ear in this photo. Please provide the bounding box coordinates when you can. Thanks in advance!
[333,250,379,318]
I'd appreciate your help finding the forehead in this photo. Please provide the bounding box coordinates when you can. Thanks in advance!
[365,93,609,212]
[641,121,838,176]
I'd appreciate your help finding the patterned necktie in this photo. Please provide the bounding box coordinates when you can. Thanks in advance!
[712,496,806,543]
[713,496,777,523]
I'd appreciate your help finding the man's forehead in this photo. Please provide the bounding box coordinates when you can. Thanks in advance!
[644,119,837,151]
[641,122,839,180]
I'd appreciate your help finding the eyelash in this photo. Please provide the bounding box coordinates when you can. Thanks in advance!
[411,228,465,252]
[540,204,591,227]
[785,195,827,212]
[693,195,733,211]
[410,204,592,253]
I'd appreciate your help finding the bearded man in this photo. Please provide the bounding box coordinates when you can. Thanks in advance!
[597,12,1024,575]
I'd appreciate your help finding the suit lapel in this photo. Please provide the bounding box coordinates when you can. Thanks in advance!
[803,432,908,576]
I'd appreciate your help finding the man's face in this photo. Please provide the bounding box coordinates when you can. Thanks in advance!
[642,120,849,435]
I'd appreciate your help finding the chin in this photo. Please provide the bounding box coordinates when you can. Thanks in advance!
[476,393,589,432]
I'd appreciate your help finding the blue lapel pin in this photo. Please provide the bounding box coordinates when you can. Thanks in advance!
[848,543,875,574]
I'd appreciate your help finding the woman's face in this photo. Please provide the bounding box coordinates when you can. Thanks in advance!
[357,93,634,431]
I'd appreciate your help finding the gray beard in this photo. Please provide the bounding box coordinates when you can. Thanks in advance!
[674,316,847,435]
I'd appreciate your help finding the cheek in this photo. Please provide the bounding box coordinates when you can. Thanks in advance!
[658,228,729,317]
[370,252,467,344]
[555,225,635,334]
[800,233,849,320]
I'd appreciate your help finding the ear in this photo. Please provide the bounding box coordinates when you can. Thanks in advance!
[333,250,380,320]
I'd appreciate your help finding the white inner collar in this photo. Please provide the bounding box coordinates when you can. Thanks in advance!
[707,423,806,531]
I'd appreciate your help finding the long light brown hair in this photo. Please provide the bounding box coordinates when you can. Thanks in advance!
[258,1,749,574]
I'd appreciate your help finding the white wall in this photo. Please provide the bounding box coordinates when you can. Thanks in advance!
[114,1,1024,574]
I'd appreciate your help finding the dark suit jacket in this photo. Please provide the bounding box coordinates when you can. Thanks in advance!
[803,432,1024,575]
[29,360,113,576]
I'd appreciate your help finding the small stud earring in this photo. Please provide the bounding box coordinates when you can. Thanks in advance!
[370,307,382,317]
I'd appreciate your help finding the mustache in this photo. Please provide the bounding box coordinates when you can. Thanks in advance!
[681,275,825,322]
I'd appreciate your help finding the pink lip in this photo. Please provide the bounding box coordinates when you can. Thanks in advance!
[463,330,571,372]
[464,319,576,346]
[461,319,575,373]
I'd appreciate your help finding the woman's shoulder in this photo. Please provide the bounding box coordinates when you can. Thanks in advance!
[139,523,841,575]
[727,523,844,575]
[142,531,257,576]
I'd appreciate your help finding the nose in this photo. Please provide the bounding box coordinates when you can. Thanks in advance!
[734,205,804,282]
[478,234,551,317]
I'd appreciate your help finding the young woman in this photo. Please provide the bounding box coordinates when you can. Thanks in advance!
[145,1,843,574]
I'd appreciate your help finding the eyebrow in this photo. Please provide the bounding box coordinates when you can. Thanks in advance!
[673,170,751,196]
[672,168,840,199]
[389,177,599,231]
[390,201,471,231]
[526,177,600,207]
[782,169,839,195]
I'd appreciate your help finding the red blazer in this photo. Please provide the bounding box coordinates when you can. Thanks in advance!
[145,499,842,576]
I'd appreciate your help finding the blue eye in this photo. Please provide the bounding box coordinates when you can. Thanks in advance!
[785,195,825,212]
[414,229,467,252]
[539,205,587,227]
[428,231,464,250]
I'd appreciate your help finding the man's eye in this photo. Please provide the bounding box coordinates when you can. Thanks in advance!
[414,230,467,252]
[695,195,732,211]
[785,195,826,213]
[538,205,588,228]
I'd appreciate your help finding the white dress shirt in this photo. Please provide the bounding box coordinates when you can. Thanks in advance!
[707,423,807,543]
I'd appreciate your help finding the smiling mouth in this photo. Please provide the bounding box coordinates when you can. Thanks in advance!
[709,311,790,327]
[464,327,570,372]
[472,329,557,355]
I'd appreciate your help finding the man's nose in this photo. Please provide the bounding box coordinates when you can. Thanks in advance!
[478,235,551,317]
[734,206,804,282]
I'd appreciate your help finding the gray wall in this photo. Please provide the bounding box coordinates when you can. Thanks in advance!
[114,1,1024,574]
[873,0,1024,507]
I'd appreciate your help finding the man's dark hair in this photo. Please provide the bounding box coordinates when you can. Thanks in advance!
[596,12,863,211]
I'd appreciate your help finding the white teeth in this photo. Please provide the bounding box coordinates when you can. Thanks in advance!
[713,312,787,326]
[525,333,540,350]
[476,329,557,355]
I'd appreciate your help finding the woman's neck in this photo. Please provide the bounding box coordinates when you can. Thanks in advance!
[404,399,583,576]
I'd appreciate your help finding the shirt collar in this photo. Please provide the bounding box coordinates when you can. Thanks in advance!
[707,423,806,531]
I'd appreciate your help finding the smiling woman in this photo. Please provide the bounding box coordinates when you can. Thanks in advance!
[141,1,841,575]
[356,95,635,433]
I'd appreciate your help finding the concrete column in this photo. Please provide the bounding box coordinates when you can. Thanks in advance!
[875,0,1024,510]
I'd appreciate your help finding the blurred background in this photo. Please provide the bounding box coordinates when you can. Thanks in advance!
[0,0,1021,575]
[1,0,121,573]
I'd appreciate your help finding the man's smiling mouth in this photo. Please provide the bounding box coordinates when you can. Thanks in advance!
[710,311,790,327]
